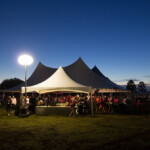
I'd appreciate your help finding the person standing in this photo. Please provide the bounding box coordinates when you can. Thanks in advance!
[11,96,17,113]
[47,95,51,106]
[69,96,76,117]
[101,96,106,112]
[108,95,113,113]
[29,95,36,113]
[26,96,30,105]
[6,96,11,116]
[113,97,119,112]
[95,96,100,112]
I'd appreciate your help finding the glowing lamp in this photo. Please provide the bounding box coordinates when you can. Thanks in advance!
[18,54,33,107]
[18,55,33,66]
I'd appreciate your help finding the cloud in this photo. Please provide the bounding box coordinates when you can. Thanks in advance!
[114,78,140,82]
[143,75,150,78]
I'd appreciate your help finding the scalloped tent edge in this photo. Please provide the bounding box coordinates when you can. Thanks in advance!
[21,66,91,94]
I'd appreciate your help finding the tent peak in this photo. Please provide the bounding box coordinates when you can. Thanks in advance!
[58,66,64,71]
[92,65,98,69]
[59,66,63,68]
[77,57,84,62]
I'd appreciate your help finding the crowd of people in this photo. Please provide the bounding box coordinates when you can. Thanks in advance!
[6,96,17,116]
[3,92,148,117]
[4,94,89,116]
[5,95,37,116]
[32,94,130,115]
[94,94,130,113]
[35,94,90,116]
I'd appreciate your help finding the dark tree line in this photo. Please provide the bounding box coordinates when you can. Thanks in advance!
[126,80,147,93]
[138,81,147,92]
[0,78,24,90]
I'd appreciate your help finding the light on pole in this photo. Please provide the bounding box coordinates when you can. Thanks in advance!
[18,54,33,105]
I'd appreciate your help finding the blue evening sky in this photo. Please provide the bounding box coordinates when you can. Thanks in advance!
[0,0,150,87]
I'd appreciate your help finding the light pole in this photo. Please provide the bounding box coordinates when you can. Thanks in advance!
[18,54,33,106]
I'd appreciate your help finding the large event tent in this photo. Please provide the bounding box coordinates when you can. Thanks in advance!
[21,66,91,94]
[3,58,125,92]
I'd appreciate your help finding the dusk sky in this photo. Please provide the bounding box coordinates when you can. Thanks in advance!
[0,0,150,88]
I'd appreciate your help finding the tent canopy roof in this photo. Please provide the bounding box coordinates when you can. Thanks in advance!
[92,65,125,90]
[4,57,125,92]
[21,66,91,94]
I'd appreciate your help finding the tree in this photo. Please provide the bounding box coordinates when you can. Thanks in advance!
[138,81,147,92]
[126,80,136,93]
[0,78,24,90]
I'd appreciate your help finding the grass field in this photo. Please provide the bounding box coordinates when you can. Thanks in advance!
[0,107,150,150]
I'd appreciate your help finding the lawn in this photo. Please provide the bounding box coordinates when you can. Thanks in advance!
[0,107,150,150]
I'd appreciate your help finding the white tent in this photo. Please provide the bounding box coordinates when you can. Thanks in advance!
[21,66,91,94]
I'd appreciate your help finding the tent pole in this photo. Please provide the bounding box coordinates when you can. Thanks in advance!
[19,89,23,117]
[25,64,27,105]
[91,92,93,116]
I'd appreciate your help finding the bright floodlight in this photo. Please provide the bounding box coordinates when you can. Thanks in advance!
[18,55,33,65]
